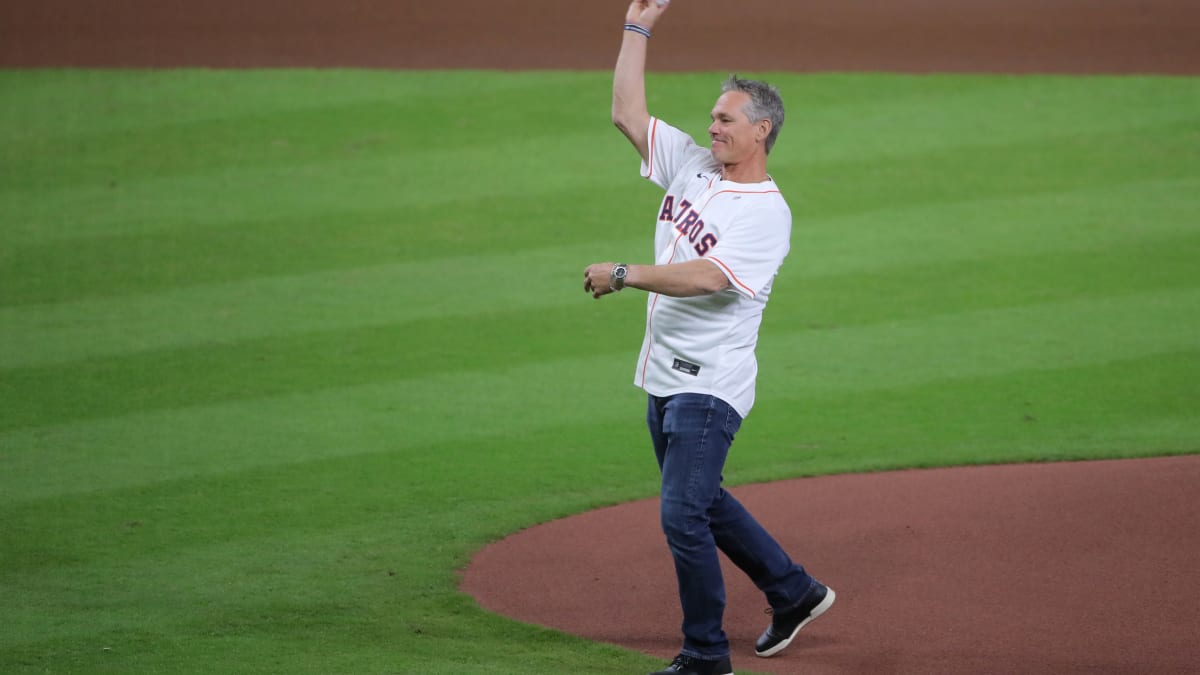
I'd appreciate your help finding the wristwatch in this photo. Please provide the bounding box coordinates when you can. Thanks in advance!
[610,263,629,291]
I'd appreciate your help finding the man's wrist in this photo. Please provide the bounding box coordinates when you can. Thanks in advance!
[624,23,652,39]
[610,263,629,291]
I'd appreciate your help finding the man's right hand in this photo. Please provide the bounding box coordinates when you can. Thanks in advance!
[626,0,669,31]
[614,1,668,162]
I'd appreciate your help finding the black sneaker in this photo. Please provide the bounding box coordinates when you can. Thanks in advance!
[649,653,734,675]
[754,582,836,658]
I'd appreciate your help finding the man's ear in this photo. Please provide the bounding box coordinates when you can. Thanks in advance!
[756,118,772,144]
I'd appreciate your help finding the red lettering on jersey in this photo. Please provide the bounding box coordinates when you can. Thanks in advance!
[677,210,700,237]
[673,200,693,223]
[659,196,675,222]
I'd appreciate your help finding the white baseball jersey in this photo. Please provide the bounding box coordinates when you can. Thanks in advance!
[634,117,792,418]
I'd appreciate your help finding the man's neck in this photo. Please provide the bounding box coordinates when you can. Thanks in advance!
[721,158,769,184]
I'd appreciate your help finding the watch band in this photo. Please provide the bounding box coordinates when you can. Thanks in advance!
[610,263,628,291]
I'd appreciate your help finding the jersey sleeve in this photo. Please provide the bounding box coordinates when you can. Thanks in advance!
[704,201,792,299]
[640,117,709,190]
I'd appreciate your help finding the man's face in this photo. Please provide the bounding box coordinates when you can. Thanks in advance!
[708,90,765,165]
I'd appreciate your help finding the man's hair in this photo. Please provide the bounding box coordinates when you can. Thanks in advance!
[721,75,785,154]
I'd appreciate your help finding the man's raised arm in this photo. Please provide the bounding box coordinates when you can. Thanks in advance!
[612,0,669,163]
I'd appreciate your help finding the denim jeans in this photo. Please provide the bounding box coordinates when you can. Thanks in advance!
[647,393,815,660]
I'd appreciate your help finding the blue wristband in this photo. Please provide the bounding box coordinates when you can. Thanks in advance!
[624,23,652,39]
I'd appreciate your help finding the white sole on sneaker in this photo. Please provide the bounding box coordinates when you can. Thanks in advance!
[755,587,837,658]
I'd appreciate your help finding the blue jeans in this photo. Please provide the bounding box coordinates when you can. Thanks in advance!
[647,393,815,660]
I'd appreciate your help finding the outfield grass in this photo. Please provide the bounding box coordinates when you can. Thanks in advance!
[1,69,1197,674]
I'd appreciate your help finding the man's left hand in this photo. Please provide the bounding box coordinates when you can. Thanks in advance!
[583,263,618,299]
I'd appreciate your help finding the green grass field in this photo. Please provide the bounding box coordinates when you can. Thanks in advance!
[1,69,1198,674]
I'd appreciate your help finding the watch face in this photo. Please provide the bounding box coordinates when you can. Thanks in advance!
[615,267,627,279]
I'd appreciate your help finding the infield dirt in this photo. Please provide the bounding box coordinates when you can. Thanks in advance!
[4,0,1199,74]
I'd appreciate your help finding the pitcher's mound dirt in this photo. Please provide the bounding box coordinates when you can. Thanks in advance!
[462,456,1200,674]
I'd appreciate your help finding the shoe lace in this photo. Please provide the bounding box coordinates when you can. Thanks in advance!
[671,654,691,667]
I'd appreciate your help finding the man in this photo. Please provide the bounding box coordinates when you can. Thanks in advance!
[582,2,836,674]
